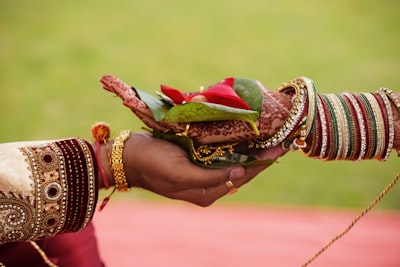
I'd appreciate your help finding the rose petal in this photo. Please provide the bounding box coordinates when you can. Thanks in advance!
[221,77,234,87]
[161,84,193,104]
[201,83,251,110]
[160,85,187,104]
[161,77,251,110]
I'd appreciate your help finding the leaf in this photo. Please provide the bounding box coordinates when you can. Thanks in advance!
[134,87,172,121]
[162,102,260,135]
[134,83,261,135]
[232,78,264,114]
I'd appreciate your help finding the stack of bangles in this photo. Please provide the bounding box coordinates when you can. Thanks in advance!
[250,77,399,162]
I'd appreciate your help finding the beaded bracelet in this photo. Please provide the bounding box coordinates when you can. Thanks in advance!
[342,93,367,161]
[380,88,400,113]
[301,77,318,139]
[249,79,307,149]
[320,94,339,160]
[338,93,358,160]
[336,94,355,159]
[377,88,395,161]
[303,97,322,158]
[365,93,386,159]
[373,92,390,160]
[359,93,378,159]
[111,130,132,191]
[326,94,346,160]
[317,94,329,159]
[294,77,317,151]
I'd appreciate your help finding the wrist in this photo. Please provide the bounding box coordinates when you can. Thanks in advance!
[92,140,114,190]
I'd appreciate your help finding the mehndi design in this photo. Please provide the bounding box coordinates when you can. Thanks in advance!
[100,75,293,145]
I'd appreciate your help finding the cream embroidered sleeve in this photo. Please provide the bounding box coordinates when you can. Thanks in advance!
[0,138,98,244]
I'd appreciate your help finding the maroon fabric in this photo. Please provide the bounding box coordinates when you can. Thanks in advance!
[55,139,99,233]
[0,223,104,267]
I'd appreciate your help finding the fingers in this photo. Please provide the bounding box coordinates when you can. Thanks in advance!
[180,165,245,189]
[100,75,149,115]
[100,75,168,132]
[170,164,272,207]
[248,145,288,161]
[171,179,239,207]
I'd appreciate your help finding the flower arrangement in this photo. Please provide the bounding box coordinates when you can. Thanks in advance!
[135,77,264,136]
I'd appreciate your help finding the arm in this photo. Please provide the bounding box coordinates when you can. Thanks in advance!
[100,75,400,161]
[302,89,400,160]
[254,88,400,161]
[0,138,98,245]
[0,132,284,244]
[95,131,284,207]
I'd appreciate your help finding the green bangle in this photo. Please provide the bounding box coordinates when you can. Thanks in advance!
[336,94,354,159]
[337,94,358,160]
[327,94,347,160]
[321,94,339,160]
[359,93,377,159]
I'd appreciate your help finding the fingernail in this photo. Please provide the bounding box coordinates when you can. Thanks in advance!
[228,167,244,181]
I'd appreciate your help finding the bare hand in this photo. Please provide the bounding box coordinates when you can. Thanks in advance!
[119,132,285,206]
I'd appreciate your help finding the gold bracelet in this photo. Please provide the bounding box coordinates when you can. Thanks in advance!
[111,130,132,191]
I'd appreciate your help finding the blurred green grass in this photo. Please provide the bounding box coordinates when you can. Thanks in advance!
[1,0,400,209]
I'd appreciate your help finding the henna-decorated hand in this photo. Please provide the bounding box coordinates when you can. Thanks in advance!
[100,75,293,145]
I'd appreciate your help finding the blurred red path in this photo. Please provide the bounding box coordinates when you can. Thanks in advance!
[93,201,400,267]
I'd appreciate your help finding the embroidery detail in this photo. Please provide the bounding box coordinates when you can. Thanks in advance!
[0,198,33,243]
[0,138,98,244]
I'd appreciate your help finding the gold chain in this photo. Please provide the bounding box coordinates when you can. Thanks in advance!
[191,142,238,165]
[302,171,400,266]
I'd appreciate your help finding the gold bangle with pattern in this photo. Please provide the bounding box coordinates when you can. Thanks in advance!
[111,130,132,191]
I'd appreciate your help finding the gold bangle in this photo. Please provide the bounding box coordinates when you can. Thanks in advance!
[111,130,132,191]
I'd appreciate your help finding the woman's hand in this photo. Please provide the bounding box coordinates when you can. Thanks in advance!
[109,132,286,207]
[100,75,293,145]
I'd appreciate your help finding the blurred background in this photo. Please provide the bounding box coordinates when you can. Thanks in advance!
[1,0,400,210]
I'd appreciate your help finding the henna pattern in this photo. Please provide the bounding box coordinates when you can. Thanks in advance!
[100,75,292,145]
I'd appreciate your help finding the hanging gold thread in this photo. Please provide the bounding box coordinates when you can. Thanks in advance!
[29,241,59,267]
[302,171,400,267]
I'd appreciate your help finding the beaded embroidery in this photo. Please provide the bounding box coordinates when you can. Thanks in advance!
[0,138,98,244]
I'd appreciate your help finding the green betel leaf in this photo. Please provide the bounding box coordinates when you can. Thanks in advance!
[134,81,262,135]
[232,78,264,114]
[162,102,260,135]
[134,87,171,121]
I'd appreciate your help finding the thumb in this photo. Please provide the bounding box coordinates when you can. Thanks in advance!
[188,165,245,189]
[227,166,246,183]
[99,74,167,132]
